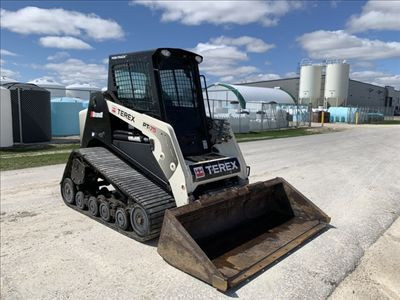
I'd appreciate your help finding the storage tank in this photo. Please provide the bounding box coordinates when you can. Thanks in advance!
[28,78,66,98]
[0,87,14,147]
[299,64,322,107]
[51,97,89,136]
[324,62,350,107]
[328,107,359,123]
[66,83,101,100]
[3,83,51,143]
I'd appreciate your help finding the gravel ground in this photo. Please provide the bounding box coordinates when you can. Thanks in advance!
[1,125,399,299]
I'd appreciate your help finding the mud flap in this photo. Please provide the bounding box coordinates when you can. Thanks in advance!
[157,177,330,291]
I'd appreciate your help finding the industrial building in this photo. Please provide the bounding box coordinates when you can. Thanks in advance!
[239,62,400,112]
[203,83,306,133]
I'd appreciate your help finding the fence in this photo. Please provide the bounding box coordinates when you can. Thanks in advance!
[203,98,311,133]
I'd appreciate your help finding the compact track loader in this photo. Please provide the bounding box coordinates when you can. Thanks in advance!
[61,48,330,291]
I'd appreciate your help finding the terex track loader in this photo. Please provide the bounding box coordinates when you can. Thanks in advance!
[61,48,330,291]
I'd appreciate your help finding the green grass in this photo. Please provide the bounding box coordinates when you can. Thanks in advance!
[0,143,79,155]
[1,143,79,171]
[370,120,400,125]
[235,128,318,142]
[1,152,73,171]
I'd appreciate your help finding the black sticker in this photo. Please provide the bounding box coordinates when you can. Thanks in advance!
[189,158,240,182]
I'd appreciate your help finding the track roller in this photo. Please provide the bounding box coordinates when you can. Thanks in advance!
[88,196,99,216]
[75,191,86,210]
[115,208,130,230]
[99,201,112,222]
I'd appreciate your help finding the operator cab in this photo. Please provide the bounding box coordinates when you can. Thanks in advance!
[108,48,211,157]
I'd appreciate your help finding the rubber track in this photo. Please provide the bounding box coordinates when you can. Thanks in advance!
[64,147,176,242]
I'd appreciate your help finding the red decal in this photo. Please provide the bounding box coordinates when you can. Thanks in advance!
[193,166,205,179]
[111,106,117,113]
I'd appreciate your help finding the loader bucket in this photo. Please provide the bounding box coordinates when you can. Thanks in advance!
[157,177,330,291]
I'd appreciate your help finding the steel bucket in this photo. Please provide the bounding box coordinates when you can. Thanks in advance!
[157,177,330,291]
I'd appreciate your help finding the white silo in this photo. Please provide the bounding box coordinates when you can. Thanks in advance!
[324,62,350,107]
[28,78,66,98]
[299,64,323,107]
[66,83,101,100]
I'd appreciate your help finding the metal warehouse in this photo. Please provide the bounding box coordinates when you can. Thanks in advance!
[239,64,400,112]
[206,83,295,109]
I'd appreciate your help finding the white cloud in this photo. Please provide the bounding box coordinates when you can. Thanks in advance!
[192,42,254,79]
[219,72,281,84]
[194,42,248,66]
[347,1,400,32]
[28,75,59,83]
[44,58,107,86]
[0,67,19,79]
[351,70,400,89]
[0,49,18,78]
[210,36,275,53]
[285,71,298,77]
[39,36,92,50]
[351,70,387,79]
[297,30,400,60]
[373,75,400,89]
[0,6,124,41]
[353,61,374,68]
[132,0,302,26]
[192,35,278,83]
[219,76,235,82]
[238,73,281,83]
[47,51,70,61]
[351,71,400,89]
[0,49,17,56]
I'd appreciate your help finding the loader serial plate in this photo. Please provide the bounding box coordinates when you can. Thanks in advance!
[189,158,240,182]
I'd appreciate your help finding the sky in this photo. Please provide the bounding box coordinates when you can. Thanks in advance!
[1,0,399,89]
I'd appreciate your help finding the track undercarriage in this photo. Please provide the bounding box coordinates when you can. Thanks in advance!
[61,147,175,241]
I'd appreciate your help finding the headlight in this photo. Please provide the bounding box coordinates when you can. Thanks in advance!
[161,49,171,57]
[195,55,203,63]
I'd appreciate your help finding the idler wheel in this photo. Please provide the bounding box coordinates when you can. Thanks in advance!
[61,178,75,204]
[130,204,150,237]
